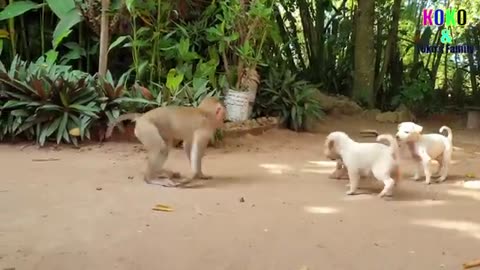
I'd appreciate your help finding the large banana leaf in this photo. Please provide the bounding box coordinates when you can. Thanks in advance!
[46,0,83,49]
[0,0,82,49]
[0,1,45,20]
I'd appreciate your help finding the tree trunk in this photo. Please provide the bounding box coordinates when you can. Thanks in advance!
[374,0,402,95]
[274,5,295,69]
[374,22,383,79]
[431,27,444,88]
[98,0,110,76]
[313,0,325,82]
[353,0,375,107]
[466,28,478,96]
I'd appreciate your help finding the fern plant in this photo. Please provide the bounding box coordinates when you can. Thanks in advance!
[254,66,324,131]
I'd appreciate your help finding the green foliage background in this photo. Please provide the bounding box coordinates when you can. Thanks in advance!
[0,0,479,146]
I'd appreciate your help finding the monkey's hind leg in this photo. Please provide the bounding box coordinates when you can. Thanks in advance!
[134,119,181,187]
[189,130,213,180]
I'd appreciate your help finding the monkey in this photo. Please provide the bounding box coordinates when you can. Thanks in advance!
[105,96,226,187]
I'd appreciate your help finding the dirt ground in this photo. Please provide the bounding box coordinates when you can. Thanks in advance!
[1,115,480,270]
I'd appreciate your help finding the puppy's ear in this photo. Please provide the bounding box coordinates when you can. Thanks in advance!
[413,123,423,133]
[328,139,335,150]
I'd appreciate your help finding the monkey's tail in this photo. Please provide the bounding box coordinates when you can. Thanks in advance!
[439,125,453,144]
[376,134,400,160]
[105,113,142,139]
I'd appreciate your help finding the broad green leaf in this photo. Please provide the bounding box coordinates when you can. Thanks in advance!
[8,55,19,78]
[69,104,99,112]
[45,49,59,64]
[136,60,148,79]
[11,116,22,133]
[59,91,69,107]
[0,1,45,21]
[56,112,68,144]
[37,104,63,111]
[62,128,70,143]
[39,124,48,146]
[177,38,190,58]
[10,109,29,117]
[3,100,31,109]
[166,69,184,92]
[117,70,131,88]
[52,8,83,48]
[71,136,78,146]
[45,0,75,18]
[60,42,86,62]
[112,97,158,105]
[125,0,135,13]
[106,70,114,85]
[108,36,130,52]
[46,117,61,137]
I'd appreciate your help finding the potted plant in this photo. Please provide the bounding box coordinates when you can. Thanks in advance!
[206,0,273,122]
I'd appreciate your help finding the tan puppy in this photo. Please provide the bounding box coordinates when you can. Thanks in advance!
[105,96,226,187]
[395,122,453,184]
[324,131,401,198]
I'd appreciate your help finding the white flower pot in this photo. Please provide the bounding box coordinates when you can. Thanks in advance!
[224,88,257,122]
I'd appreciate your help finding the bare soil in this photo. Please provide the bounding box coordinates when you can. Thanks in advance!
[1,115,480,270]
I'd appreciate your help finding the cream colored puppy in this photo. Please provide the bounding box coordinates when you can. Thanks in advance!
[324,131,401,198]
[395,122,453,184]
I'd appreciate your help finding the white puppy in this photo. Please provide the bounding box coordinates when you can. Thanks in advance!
[395,122,453,184]
[324,131,400,198]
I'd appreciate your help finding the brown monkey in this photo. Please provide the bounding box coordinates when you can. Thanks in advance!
[329,159,349,180]
[105,97,226,187]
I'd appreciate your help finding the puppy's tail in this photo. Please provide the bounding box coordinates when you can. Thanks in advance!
[377,134,402,184]
[439,125,453,144]
[376,134,400,160]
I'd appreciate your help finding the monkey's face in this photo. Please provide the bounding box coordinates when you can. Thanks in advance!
[215,104,227,127]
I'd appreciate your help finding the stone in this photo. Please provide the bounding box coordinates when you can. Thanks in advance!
[313,91,362,115]
[362,109,381,119]
[395,104,416,122]
[375,111,398,123]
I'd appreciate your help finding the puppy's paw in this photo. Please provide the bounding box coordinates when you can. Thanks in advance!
[380,194,394,201]
[191,173,212,180]
[378,191,393,198]
[146,178,181,187]
[436,177,447,183]
[346,190,356,195]
[328,173,339,179]
[158,170,182,179]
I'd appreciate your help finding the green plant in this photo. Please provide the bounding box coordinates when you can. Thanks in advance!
[94,70,156,125]
[0,0,83,52]
[108,1,222,106]
[254,66,324,131]
[391,66,442,115]
[0,54,100,146]
[205,0,274,91]
[0,93,9,140]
